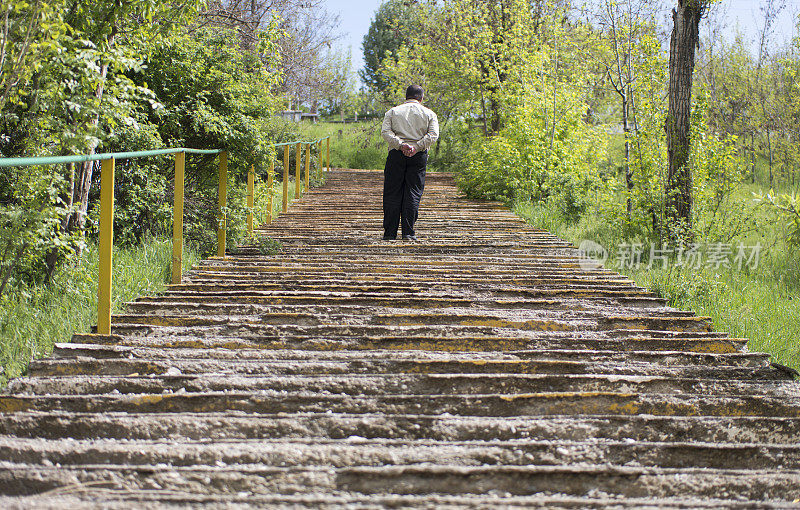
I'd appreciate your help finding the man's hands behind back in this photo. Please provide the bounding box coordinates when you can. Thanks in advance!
[400,143,418,157]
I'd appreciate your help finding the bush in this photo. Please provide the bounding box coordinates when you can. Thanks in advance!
[457,92,607,220]
[755,191,800,248]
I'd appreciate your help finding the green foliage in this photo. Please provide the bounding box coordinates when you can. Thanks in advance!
[755,190,800,247]
[0,0,203,294]
[0,163,69,292]
[360,0,417,94]
[319,48,358,117]
[0,0,191,290]
[104,121,170,246]
[141,26,283,167]
[1,8,290,287]
[459,92,607,219]
[251,235,283,256]
[427,118,482,172]
[0,238,200,383]
[302,121,386,170]
[0,0,329,381]
[123,26,286,255]
[0,0,69,115]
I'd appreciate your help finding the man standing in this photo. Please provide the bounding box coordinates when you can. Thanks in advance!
[380,85,439,241]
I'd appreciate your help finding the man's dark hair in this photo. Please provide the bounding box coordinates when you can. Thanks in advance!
[406,85,424,101]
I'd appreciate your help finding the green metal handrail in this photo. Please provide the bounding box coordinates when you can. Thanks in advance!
[0,135,332,335]
[0,148,222,168]
[0,138,333,168]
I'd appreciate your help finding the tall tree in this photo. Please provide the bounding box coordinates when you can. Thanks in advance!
[664,0,709,238]
[754,0,786,186]
[201,0,341,109]
[360,0,414,95]
[61,1,201,235]
[596,0,658,219]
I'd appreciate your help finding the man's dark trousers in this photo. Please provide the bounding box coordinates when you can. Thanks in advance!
[383,148,427,239]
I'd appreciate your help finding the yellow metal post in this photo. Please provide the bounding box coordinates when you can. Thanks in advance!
[246,164,255,237]
[295,142,302,199]
[316,140,323,179]
[97,157,115,335]
[304,143,310,191]
[217,151,228,258]
[326,137,330,172]
[266,158,274,225]
[282,145,289,212]
[171,152,185,285]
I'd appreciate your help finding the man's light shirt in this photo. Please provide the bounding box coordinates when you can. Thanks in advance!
[381,99,439,152]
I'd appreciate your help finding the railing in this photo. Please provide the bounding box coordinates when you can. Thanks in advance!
[0,136,331,335]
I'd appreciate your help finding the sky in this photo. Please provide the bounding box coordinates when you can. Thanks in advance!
[706,0,798,48]
[323,0,383,78]
[321,0,800,84]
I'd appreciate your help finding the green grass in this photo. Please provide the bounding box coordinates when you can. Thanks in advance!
[512,133,800,371]
[301,121,386,170]
[253,175,298,226]
[516,200,800,370]
[0,239,201,384]
[626,262,800,368]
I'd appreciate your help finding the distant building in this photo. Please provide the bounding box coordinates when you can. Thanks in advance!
[279,111,319,123]
[279,110,302,122]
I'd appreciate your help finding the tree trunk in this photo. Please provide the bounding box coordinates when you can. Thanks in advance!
[665,0,705,240]
[44,162,76,281]
[488,92,501,134]
[767,129,773,185]
[73,31,115,237]
[480,84,488,137]
[623,93,632,219]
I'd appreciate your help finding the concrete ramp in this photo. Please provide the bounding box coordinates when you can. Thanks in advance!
[1,169,799,508]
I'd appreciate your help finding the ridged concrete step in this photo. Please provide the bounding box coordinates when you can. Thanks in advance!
[4,437,800,470]
[2,391,799,417]
[7,374,795,397]
[188,266,621,278]
[123,295,668,310]
[28,356,786,380]
[3,412,799,444]
[2,169,797,506]
[132,292,664,308]
[1,494,794,510]
[75,331,749,355]
[1,463,798,500]
[109,309,703,330]
[185,272,639,287]
[165,282,652,298]
[52,343,773,367]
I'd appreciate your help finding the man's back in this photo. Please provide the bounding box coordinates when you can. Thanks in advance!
[381,100,439,152]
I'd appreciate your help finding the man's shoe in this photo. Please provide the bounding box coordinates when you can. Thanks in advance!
[382,235,396,241]
[402,235,418,241]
